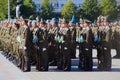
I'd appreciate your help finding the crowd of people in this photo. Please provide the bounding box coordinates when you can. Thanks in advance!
[0,16,120,72]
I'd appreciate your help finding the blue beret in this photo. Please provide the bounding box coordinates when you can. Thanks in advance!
[32,20,37,24]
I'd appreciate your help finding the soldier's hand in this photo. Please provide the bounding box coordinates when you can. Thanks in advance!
[48,42,51,46]
[85,40,88,43]
[34,45,37,49]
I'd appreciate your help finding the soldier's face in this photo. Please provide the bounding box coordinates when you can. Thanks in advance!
[32,23,36,28]
[84,23,88,27]
[47,23,51,28]
[118,22,120,25]
[36,22,40,26]
[28,22,32,27]
[69,22,74,26]
[62,23,67,27]
[97,23,100,26]
[58,23,61,27]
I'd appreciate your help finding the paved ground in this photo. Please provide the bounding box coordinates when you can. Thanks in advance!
[0,51,31,80]
[0,49,120,80]
[30,49,120,72]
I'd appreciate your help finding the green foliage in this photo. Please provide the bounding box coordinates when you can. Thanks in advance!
[81,0,99,22]
[0,0,19,20]
[118,5,120,10]
[20,0,36,18]
[100,0,118,20]
[0,0,7,20]
[10,0,17,18]
[41,0,53,20]
[61,0,77,20]
[0,0,36,20]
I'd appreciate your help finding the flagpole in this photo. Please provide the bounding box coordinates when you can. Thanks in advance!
[8,0,10,20]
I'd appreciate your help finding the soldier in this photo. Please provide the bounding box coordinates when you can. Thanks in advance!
[22,20,34,72]
[76,21,85,70]
[18,19,31,71]
[93,17,103,69]
[56,19,64,70]
[32,20,40,71]
[58,18,71,71]
[100,16,112,71]
[82,19,93,71]
[111,22,116,50]
[48,18,58,66]
[113,21,120,58]
[27,20,36,66]
[10,21,19,62]
[69,21,76,58]
[35,19,49,71]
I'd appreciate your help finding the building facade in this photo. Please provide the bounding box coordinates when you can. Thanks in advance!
[32,0,84,12]
[33,0,120,18]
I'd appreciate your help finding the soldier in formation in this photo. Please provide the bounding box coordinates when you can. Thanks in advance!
[0,16,119,72]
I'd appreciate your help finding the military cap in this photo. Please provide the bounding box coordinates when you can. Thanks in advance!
[40,18,46,24]
[40,18,44,23]
[12,19,17,24]
[36,16,40,22]
[84,19,91,23]
[101,16,104,22]
[92,22,96,25]
[28,20,32,23]
[76,22,80,26]
[80,18,84,24]
[104,16,109,22]
[97,16,101,22]
[62,18,67,24]
[46,19,50,24]
[58,18,62,23]
[51,18,58,24]
[32,20,37,24]
[19,16,24,20]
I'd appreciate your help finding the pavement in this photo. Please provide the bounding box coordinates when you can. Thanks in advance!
[0,49,120,80]
[0,51,31,80]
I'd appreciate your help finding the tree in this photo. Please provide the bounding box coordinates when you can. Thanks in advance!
[10,0,17,18]
[0,0,7,20]
[0,0,17,20]
[61,0,77,20]
[81,0,100,22]
[20,0,36,18]
[100,0,118,20]
[41,0,53,20]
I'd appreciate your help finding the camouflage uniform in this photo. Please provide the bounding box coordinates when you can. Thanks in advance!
[100,26,112,71]
[69,26,76,58]
[83,26,93,71]
[48,26,58,66]
[76,26,85,69]
[114,25,120,58]
[35,26,49,71]
[58,26,71,71]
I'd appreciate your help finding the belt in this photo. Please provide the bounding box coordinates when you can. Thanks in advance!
[39,40,44,43]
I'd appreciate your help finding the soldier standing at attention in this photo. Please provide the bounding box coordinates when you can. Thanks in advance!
[100,16,112,71]
[94,17,102,69]
[32,20,41,71]
[69,21,76,58]
[60,19,71,71]
[36,19,49,71]
[113,21,120,58]
[18,19,29,71]
[23,20,34,72]
[82,19,93,71]
[48,18,58,66]
[76,19,85,70]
